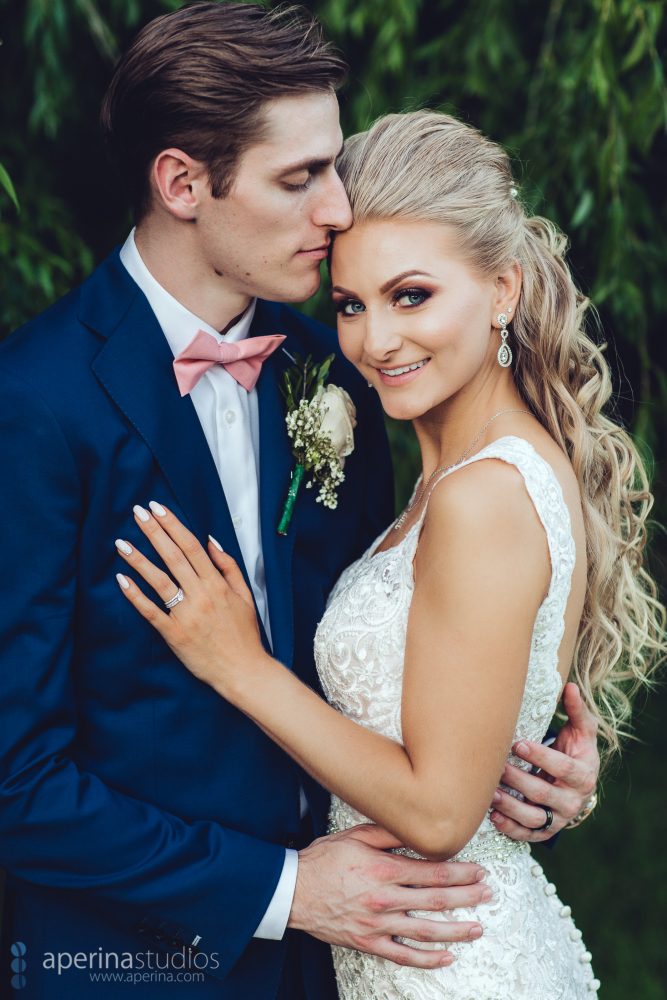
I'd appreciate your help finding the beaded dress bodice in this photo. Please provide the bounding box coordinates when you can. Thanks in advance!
[314,437,599,999]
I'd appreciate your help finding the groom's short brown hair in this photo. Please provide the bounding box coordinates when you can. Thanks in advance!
[100,2,348,221]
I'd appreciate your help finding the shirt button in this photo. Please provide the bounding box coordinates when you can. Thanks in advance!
[232,515,243,527]
[225,409,236,425]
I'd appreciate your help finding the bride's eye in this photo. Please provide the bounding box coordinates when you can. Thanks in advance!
[394,288,430,307]
[336,299,366,316]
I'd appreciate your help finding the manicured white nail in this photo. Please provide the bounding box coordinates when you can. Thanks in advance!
[208,534,224,552]
[149,501,167,517]
[115,539,133,555]
[116,573,130,590]
[133,504,150,522]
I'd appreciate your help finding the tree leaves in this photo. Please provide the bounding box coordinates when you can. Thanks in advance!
[0,0,664,527]
[0,164,19,213]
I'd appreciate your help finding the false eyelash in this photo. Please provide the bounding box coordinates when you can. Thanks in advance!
[392,286,432,305]
[334,298,364,315]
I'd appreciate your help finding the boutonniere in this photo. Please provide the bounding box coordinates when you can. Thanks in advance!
[277,351,357,536]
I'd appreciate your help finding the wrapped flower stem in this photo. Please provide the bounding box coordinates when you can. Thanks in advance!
[277,463,305,536]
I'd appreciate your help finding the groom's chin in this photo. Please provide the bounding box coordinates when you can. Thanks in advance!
[274,265,324,304]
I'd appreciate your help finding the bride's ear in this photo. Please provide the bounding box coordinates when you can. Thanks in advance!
[493,262,522,318]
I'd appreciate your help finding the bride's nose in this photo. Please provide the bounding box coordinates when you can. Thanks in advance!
[362,313,402,365]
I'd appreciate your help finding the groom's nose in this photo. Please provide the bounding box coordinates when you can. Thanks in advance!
[312,169,353,232]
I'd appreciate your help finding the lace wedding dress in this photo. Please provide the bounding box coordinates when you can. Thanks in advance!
[315,437,599,999]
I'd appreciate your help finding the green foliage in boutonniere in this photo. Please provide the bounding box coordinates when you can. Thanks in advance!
[277,351,357,535]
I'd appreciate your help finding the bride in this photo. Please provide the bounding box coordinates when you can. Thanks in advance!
[114,111,665,998]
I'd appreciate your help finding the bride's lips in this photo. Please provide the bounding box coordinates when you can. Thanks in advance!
[376,358,431,387]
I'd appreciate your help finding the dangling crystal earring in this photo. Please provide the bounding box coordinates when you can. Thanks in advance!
[497,311,512,368]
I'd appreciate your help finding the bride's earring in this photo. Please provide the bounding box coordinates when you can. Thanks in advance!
[497,309,512,368]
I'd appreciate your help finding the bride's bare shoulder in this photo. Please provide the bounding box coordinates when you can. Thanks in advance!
[415,455,551,602]
[419,454,547,550]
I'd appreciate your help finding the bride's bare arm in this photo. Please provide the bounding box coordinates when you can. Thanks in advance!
[116,466,563,860]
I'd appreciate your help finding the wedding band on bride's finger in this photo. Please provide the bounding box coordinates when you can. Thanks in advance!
[535,806,554,832]
[164,587,185,610]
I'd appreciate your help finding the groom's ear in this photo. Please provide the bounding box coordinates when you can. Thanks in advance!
[151,148,208,221]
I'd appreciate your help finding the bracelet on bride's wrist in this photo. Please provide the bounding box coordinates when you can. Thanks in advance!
[564,791,598,829]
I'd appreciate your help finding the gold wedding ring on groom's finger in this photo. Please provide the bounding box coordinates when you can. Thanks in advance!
[164,588,185,610]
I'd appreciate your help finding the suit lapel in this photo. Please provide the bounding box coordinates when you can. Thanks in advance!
[83,254,307,662]
[82,254,309,665]
[85,252,248,581]
[253,300,301,667]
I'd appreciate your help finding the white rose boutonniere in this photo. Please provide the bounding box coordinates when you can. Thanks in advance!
[314,384,356,463]
[277,352,357,536]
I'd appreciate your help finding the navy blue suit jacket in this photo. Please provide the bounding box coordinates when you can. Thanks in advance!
[0,250,394,998]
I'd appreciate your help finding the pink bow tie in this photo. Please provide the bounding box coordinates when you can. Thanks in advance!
[173,329,286,396]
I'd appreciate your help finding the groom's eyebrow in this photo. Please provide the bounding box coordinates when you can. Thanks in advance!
[276,147,344,177]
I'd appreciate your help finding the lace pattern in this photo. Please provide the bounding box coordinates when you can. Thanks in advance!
[315,437,599,998]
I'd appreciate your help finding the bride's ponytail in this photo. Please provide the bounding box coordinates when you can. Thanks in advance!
[337,110,666,766]
[513,216,664,761]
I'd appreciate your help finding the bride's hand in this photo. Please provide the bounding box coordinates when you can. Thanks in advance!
[114,502,269,694]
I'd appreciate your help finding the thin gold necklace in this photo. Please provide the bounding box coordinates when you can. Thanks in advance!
[393,408,530,532]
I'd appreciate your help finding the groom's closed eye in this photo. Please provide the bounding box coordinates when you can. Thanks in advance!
[276,151,342,188]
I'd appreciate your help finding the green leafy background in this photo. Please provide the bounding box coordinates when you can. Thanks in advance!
[1,2,665,995]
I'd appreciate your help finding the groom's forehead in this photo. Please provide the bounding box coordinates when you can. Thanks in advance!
[246,91,343,164]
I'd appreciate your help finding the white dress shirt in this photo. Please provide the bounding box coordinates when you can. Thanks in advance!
[120,230,297,940]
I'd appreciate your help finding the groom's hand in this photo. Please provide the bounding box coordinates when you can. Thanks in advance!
[489,683,599,842]
[288,824,488,968]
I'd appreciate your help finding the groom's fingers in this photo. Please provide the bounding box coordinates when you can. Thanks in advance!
[511,739,590,785]
[369,938,455,970]
[399,883,491,912]
[489,787,563,838]
[499,762,580,816]
[390,857,486,889]
[489,810,554,843]
[387,916,481,945]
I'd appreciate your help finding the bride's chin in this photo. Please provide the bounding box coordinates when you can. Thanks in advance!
[377,395,434,422]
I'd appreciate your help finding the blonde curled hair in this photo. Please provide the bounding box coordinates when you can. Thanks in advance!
[336,110,666,766]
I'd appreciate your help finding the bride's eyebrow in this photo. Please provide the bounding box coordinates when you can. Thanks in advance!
[331,270,437,299]
[379,270,436,293]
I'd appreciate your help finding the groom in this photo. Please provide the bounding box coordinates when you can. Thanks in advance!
[0,3,599,998]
